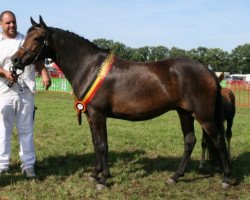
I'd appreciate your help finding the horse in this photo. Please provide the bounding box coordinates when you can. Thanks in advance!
[11,16,231,189]
[199,85,236,169]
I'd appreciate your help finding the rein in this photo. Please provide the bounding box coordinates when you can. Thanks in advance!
[74,53,115,125]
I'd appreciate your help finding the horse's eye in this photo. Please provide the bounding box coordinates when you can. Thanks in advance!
[34,37,44,44]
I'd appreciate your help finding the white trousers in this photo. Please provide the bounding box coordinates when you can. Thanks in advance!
[0,89,35,170]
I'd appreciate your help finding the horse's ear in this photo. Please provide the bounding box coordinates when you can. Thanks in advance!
[30,17,38,27]
[39,15,47,29]
[218,72,224,82]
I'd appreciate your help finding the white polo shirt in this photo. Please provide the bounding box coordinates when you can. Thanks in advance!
[0,32,35,94]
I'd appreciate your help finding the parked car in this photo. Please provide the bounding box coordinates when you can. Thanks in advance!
[227,74,250,84]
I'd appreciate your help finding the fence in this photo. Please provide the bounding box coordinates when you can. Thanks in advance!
[222,80,250,107]
[36,78,250,107]
[36,77,72,93]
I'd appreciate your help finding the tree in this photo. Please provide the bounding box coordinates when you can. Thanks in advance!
[203,48,230,72]
[231,44,250,73]
[129,46,150,62]
[110,42,127,59]
[92,38,250,73]
[92,38,113,50]
[148,46,169,61]
[186,47,208,63]
[168,47,187,58]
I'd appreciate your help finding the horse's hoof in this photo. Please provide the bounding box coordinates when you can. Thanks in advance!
[167,178,176,185]
[96,183,107,191]
[222,182,230,189]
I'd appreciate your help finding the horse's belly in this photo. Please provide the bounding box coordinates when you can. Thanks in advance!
[110,97,176,121]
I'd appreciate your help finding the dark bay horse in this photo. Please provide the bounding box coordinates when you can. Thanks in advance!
[11,16,231,189]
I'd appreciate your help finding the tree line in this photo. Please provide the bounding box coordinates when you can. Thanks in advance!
[93,39,250,74]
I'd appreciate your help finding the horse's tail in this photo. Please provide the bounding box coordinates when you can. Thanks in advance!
[205,81,225,169]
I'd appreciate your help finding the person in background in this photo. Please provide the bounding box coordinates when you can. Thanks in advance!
[0,10,51,178]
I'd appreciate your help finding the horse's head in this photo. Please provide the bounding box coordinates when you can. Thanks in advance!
[11,16,53,69]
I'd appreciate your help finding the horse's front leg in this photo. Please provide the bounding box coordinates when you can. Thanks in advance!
[86,115,102,181]
[86,112,110,189]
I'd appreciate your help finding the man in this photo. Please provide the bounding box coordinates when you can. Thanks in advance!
[0,11,51,178]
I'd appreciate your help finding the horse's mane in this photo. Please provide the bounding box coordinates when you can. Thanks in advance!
[27,25,109,53]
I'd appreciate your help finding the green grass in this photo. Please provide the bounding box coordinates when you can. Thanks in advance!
[0,91,249,200]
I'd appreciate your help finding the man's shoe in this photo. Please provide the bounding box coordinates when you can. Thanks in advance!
[22,167,36,178]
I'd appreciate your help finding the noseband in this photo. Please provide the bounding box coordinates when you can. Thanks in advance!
[21,27,49,64]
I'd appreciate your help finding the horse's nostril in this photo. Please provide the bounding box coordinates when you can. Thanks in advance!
[11,57,19,65]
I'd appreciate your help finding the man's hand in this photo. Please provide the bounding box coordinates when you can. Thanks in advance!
[2,69,18,83]
[42,71,51,90]
[34,61,51,90]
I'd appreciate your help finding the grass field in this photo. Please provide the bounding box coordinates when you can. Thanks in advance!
[0,91,249,200]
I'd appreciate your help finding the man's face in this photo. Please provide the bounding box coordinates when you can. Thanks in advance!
[0,13,17,38]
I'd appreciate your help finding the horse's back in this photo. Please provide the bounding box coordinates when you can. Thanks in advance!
[103,58,218,121]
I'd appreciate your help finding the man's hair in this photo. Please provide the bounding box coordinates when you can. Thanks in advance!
[0,10,15,21]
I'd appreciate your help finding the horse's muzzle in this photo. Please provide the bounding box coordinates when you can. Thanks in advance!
[11,57,25,70]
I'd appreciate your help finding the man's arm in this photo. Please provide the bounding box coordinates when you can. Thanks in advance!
[34,61,51,90]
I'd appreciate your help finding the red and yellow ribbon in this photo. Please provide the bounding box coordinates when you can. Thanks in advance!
[74,53,115,114]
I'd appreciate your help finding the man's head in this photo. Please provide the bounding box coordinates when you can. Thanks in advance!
[0,11,17,38]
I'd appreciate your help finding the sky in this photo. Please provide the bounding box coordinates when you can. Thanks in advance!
[1,0,250,52]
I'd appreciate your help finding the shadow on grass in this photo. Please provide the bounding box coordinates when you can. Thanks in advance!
[0,150,144,187]
[1,150,249,187]
[132,155,214,183]
[124,152,250,185]
[134,155,200,174]
[231,151,250,185]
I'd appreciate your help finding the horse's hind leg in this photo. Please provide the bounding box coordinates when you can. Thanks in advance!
[198,128,207,170]
[202,122,231,188]
[225,123,232,161]
[168,110,196,184]
[225,116,234,161]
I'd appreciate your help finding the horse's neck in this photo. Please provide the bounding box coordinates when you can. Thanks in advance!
[52,31,108,98]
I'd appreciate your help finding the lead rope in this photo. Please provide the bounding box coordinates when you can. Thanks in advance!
[77,110,82,125]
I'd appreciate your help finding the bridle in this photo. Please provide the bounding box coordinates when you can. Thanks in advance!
[9,26,50,90]
[20,27,50,64]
